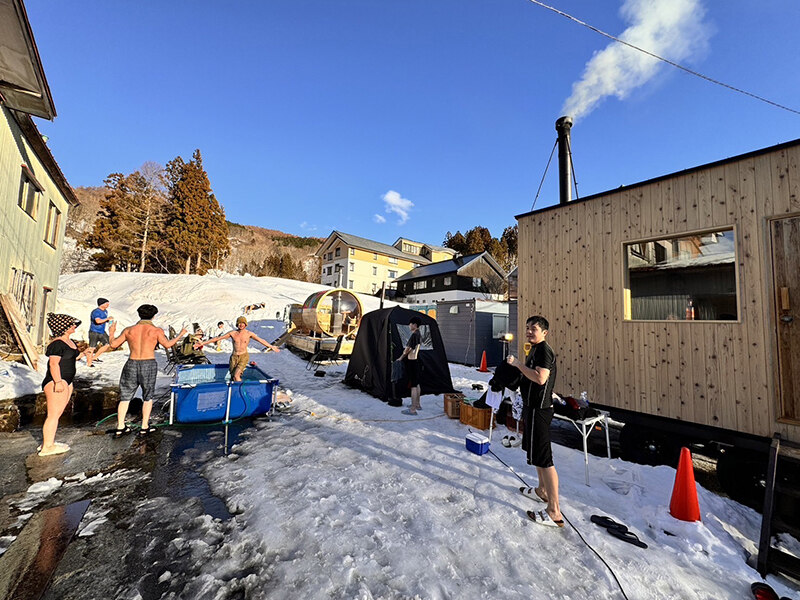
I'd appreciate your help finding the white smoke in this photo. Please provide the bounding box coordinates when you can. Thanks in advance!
[562,0,709,122]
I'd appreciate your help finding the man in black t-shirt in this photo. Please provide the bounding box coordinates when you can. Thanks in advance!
[396,316,422,415]
[507,315,563,528]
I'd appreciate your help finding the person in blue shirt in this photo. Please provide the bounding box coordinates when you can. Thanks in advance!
[89,298,112,357]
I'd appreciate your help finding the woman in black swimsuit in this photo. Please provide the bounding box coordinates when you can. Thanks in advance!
[39,313,91,457]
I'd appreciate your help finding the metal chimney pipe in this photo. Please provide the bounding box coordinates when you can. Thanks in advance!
[555,116,573,204]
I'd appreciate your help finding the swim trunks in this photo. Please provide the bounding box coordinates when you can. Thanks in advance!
[119,359,158,402]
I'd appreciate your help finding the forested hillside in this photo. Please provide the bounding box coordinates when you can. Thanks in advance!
[63,185,322,281]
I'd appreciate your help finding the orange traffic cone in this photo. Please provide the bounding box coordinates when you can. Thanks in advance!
[477,351,488,372]
[669,447,701,522]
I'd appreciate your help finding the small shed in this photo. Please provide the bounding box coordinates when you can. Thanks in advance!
[436,299,509,367]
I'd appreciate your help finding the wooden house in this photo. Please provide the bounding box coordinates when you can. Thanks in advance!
[516,133,800,461]
[394,252,507,304]
[0,0,79,349]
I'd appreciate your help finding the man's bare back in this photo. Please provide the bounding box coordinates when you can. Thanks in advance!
[110,321,185,358]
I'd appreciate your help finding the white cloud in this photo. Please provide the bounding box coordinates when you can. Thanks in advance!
[382,190,413,225]
[373,214,387,224]
[299,221,317,232]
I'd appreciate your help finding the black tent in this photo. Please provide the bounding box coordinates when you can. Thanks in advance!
[344,306,455,403]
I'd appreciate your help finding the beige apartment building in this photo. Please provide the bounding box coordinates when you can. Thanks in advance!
[315,231,456,295]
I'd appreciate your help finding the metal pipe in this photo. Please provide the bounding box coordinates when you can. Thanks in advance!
[556,116,573,204]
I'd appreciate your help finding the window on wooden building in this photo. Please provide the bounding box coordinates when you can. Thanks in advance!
[10,268,36,328]
[44,201,61,247]
[413,281,427,290]
[18,166,43,219]
[624,228,738,321]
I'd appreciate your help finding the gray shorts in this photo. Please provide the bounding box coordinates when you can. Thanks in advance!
[119,359,158,403]
[89,331,109,348]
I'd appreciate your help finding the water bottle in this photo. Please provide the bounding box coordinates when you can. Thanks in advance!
[578,391,589,408]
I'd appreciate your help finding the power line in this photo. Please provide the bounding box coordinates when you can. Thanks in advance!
[526,0,800,116]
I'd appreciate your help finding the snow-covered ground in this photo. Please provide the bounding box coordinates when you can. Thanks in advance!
[4,271,798,599]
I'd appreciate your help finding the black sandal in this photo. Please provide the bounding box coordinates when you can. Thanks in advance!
[590,514,628,533]
[608,527,648,548]
[114,426,132,438]
[138,426,158,437]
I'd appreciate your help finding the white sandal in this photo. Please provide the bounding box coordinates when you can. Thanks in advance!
[519,486,547,502]
[38,442,70,457]
[527,509,564,528]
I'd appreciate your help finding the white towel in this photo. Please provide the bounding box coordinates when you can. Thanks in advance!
[485,389,503,412]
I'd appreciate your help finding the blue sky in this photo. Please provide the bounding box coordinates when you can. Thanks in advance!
[28,0,800,247]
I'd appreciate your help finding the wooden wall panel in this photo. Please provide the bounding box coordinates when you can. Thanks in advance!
[517,141,800,443]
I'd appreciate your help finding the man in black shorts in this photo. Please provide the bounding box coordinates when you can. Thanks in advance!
[396,316,422,415]
[507,315,562,528]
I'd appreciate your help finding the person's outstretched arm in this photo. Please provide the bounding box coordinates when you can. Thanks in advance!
[251,333,280,353]
[197,331,232,348]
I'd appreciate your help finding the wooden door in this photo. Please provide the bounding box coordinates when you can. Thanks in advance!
[771,216,800,423]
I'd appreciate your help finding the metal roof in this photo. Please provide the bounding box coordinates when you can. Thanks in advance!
[0,0,56,119]
[317,231,431,264]
[394,252,505,281]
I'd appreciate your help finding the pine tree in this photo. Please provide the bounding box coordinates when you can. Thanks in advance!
[164,149,230,274]
[443,231,467,255]
[500,224,518,271]
[84,165,168,272]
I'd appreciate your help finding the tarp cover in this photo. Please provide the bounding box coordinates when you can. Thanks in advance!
[344,306,455,402]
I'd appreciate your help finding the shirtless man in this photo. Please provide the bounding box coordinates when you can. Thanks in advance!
[108,304,186,437]
[197,316,280,381]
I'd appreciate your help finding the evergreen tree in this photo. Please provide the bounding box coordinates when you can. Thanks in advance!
[443,231,467,255]
[500,224,518,271]
[85,167,166,272]
[164,149,230,274]
[464,226,493,254]
[84,173,137,271]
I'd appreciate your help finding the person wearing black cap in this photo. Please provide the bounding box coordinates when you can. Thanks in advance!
[107,304,186,437]
[39,313,93,456]
[89,297,112,353]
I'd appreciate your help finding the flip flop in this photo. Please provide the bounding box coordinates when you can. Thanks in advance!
[590,514,628,533]
[510,436,522,447]
[608,527,648,548]
[401,409,418,416]
[750,582,779,600]
[502,436,511,447]
[38,442,70,457]
[519,486,548,503]
[527,509,564,528]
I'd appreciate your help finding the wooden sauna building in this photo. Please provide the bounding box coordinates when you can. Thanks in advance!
[516,127,800,486]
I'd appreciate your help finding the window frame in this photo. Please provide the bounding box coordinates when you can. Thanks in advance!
[622,226,740,323]
[18,166,43,219]
[43,201,61,247]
